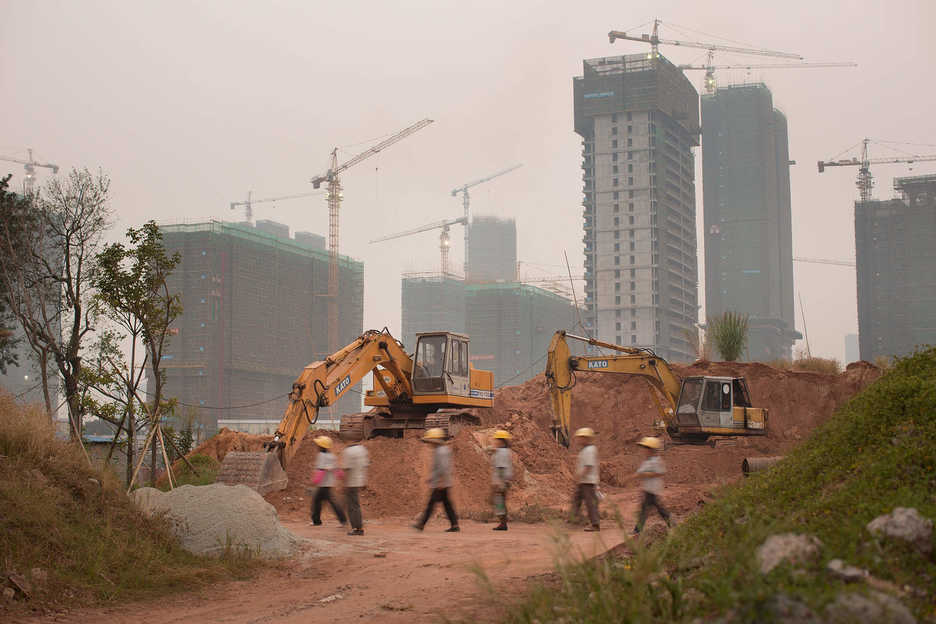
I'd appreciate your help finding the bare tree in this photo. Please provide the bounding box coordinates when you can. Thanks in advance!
[0,169,111,437]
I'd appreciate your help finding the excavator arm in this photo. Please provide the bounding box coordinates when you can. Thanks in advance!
[266,329,414,469]
[544,330,683,447]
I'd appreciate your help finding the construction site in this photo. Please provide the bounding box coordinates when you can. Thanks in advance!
[2,8,936,624]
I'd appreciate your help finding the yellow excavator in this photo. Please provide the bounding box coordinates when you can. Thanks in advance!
[545,330,767,447]
[217,328,494,493]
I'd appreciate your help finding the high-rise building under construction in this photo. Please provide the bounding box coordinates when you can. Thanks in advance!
[574,54,700,361]
[154,220,363,434]
[855,174,936,360]
[701,83,798,360]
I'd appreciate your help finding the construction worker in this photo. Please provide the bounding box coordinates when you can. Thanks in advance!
[413,427,460,532]
[570,427,601,531]
[341,439,369,536]
[490,430,514,531]
[310,435,347,527]
[630,436,672,535]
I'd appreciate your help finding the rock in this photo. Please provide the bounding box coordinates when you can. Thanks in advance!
[825,590,916,624]
[827,558,867,582]
[756,533,822,574]
[2,587,14,601]
[764,593,821,624]
[132,483,302,558]
[29,567,48,584]
[7,573,31,598]
[867,507,933,554]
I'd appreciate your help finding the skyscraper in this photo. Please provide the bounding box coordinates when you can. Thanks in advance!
[701,83,798,360]
[855,173,936,360]
[574,54,700,360]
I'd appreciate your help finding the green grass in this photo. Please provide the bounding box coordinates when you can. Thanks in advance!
[0,396,261,612]
[156,453,219,491]
[505,347,936,622]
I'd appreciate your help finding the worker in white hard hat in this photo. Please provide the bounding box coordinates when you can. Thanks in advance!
[340,437,369,536]
[629,436,672,535]
[413,428,460,532]
[570,427,601,531]
[310,435,347,528]
[490,430,514,531]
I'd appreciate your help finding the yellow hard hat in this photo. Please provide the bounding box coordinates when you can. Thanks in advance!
[638,436,663,450]
[423,427,446,441]
[493,430,512,440]
[575,427,596,438]
[313,435,333,449]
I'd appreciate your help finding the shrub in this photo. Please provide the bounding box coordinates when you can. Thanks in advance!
[707,311,749,361]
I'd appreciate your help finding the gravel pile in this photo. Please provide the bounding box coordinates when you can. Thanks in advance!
[132,483,301,558]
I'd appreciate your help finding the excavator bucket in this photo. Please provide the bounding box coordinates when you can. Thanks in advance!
[216,451,288,495]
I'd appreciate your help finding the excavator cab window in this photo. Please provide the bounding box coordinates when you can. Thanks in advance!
[732,378,753,407]
[676,378,703,415]
[413,334,448,394]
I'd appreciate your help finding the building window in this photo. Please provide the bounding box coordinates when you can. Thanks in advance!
[616,309,622,318]
[630,281,636,291]
[630,295,636,304]
[617,335,622,344]
[615,282,621,292]
[613,165,619,174]
[611,126,618,135]
[628,202,634,211]
[616,321,621,330]
[613,191,619,200]
[627,138,633,147]
[613,178,619,186]
[615,256,620,265]
[628,164,633,173]
[612,139,618,148]
[627,112,632,121]
[614,243,620,251]
[631,309,637,318]
[615,270,620,278]
[628,177,634,185]
[630,241,636,251]
[630,269,636,278]
[615,231,620,239]
[629,230,635,239]
[629,191,635,198]
[628,151,633,160]
[629,215,635,225]
[612,113,618,122]
[627,125,632,134]
[614,216,620,226]
[615,296,621,305]
[630,255,635,264]
[612,153,618,162]
[614,203,620,212]
[631,321,637,330]
[632,335,637,345]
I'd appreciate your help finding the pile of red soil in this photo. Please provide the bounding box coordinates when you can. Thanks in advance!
[189,361,881,521]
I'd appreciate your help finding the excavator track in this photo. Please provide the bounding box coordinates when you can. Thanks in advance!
[425,410,481,438]
[339,412,375,443]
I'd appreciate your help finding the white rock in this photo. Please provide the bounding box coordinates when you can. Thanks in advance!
[825,590,915,624]
[826,558,866,582]
[867,507,933,554]
[756,533,822,574]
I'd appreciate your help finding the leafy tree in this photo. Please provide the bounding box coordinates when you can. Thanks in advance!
[95,221,181,486]
[708,311,749,362]
[0,169,111,432]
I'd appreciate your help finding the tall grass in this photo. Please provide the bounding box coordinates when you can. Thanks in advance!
[0,392,259,610]
[707,311,749,361]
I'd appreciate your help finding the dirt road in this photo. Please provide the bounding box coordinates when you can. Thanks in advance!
[29,496,647,624]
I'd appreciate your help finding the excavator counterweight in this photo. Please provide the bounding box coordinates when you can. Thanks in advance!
[217,328,493,493]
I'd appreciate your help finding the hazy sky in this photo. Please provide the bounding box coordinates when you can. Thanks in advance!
[3,0,934,363]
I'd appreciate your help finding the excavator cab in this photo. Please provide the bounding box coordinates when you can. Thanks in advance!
[675,376,765,435]
[412,332,470,398]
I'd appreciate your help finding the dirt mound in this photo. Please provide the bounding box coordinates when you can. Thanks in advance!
[132,483,301,558]
[188,427,270,463]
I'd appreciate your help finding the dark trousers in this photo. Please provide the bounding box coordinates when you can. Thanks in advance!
[635,491,670,533]
[345,487,363,530]
[492,485,508,520]
[311,487,347,525]
[571,483,600,527]
[417,487,458,528]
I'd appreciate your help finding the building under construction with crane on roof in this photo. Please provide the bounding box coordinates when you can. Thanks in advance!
[152,220,363,434]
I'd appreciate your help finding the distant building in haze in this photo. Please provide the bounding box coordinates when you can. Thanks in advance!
[844,333,859,364]
[574,54,700,360]
[467,216,517,283]
[855,174,936,361]
[701,83,799,361]
[153,220,363,434]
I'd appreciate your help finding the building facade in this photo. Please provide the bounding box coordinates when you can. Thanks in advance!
[701,84,798,361]
[153,220,364,433]
[574,54,700,361]
[467,216,517,283]
[856,174,936,360]
[400,273,466,351]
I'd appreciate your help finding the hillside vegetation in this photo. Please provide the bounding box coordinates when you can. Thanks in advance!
[508,347,936,622]
[0,393,256,614]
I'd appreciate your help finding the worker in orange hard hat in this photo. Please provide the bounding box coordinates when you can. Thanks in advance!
[626,436,672,536]
[490,430,514,531]
[309,435,347,528]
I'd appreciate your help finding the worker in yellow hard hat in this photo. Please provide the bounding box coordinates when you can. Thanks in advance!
[310,435,347,528]
[570,427,600,531]
[626,436,671,536]
[413,428,460,532]
[490,430,514,531]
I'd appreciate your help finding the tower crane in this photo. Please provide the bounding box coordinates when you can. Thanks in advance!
[229,190,324,223]
[451,163,522,275]
[677,57,857,95]
[370,216,467,275]
[609,19,801,63]
[310,118,434,351]
[1,148,59,195]
[818,138,936,201]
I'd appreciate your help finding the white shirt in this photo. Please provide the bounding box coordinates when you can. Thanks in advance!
[429,444,453,489]
[341,444,369,488]
[576,444,599,484]
[491,447,513,485]
[315,451,337,488]
[637,455,666,495]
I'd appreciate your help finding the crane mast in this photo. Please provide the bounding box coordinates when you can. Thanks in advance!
[310,119,434,351]
[1,148,59,195]
[450,163,522,275]
[818,138,936,201]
